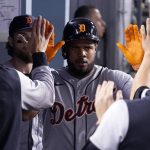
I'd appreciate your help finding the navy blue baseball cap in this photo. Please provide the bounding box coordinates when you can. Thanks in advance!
[9,15,35,37]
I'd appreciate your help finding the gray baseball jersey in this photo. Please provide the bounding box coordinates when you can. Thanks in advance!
[42,65,133,150]
[4,60,55,150]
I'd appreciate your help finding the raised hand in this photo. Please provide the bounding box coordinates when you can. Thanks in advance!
[116,24,144,71]
[130,18,150,99]
[141,18,150,55]
[29,16,54,54]
[95,81,122,124]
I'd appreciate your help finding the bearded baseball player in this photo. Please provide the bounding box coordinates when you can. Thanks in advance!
[40,18,133,150]
[4,15,64,150]
[0,15,56,150]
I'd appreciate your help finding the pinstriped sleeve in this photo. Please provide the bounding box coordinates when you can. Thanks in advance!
[17,66,55,110]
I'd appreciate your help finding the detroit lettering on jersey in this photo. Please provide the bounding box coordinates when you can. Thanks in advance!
[50,96,95,125]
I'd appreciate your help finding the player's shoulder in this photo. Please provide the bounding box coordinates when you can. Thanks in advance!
[99,65,132,78]
[94,65,119,77]
[51,67,69,85]
[0,65,20,90]
[0,64,17,76]
[93,65,104,73]
[51,67,67,77]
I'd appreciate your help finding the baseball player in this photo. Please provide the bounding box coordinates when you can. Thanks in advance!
[74,5,106,67]
[82,18,150,150]
[42,18,133,150]
[4,15,64,150]
[0,15,55,150]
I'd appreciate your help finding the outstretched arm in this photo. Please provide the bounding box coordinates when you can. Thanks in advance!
[82,81,126,150]
[130,18,150,99]
[94,81,122,124]
[22,16,55,120]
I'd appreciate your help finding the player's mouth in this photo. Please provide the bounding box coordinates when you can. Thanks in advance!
[77,60,88,67]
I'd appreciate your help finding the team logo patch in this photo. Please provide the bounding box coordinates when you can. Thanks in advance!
[79,24,86,32]
[26,17,32,24]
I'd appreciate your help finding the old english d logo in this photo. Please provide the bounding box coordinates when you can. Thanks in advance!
[79,24,86,32]
[26,17,32,24]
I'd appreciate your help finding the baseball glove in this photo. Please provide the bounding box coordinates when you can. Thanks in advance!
[116,24,144,71]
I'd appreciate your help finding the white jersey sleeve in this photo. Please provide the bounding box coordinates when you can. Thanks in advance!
[90,100,129,150]
[17,66,55,110]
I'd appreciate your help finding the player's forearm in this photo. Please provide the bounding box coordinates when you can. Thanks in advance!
[130,52,150,99]
[19,52,55,110]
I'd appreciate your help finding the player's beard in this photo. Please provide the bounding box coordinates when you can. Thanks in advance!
[13,49,32,63]
[67,60,94,78]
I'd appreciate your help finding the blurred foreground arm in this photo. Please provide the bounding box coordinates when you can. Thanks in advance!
[82,81,124,150]
[130,18,150,99]
[94,81,123,124]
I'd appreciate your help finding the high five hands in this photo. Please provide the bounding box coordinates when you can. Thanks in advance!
[140,18,150,56]
[45,19,65,63]
[95,81,123,124]
[28,16,53,53]
[28,16,65,63]
[117,24,144,71]
[45,29,65,63]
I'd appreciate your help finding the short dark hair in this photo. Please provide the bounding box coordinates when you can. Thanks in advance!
[74,5,97,18]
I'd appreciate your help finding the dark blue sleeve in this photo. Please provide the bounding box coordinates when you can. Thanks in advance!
[32,52,48,69]
[133,86,150,99]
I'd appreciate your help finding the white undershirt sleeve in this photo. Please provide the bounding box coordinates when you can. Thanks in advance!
[17,66,55,110]
[90,100,129,150]
[141,89,150,98]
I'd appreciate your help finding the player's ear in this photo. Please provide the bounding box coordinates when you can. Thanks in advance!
[8,36,13,47]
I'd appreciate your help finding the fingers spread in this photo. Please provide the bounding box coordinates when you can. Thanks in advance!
[48,32,54,47]
[41,18,46,36]
[133,25,140,41]
[32,18,37,37]
[125,25,131,43]
[116,42,128,53]
[128,24,135,41]
[146,18,150,37]
[116,90,123,100]
[53,41,65,51]
[46,23,54,40]
[95,84,102,101]
[140,25,146,39]
[37,16,42,35]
